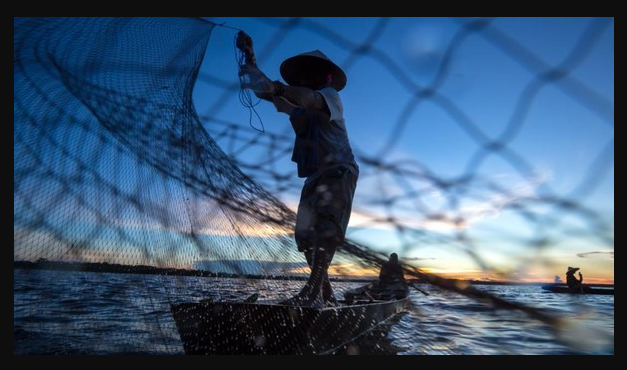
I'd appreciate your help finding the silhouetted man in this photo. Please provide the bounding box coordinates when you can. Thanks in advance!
[379,253,405,286]
[566,266,583,291]
[237,32,358,308]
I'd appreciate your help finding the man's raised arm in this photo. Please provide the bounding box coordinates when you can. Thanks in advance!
[237,31,329,116]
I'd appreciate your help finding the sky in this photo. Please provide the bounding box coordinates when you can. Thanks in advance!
[192,17,614,283]
[14,18,613,284]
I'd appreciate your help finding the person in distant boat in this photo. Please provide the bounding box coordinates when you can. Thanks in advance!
[344,253,407,302]
[236,32,358,308]
[379,253,405,286]
[565,266,583,291]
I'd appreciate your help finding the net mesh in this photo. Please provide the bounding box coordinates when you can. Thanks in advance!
[14,17,613,354]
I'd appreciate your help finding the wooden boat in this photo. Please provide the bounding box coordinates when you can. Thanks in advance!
[541,284,614,295]
[344,281,409,301]
[171,292,409,355]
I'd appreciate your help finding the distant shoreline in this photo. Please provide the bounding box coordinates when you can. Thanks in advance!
[13,260,614,287]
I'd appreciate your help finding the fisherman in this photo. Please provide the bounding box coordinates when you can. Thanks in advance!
[379,253,405,287]
[351,253,408,301]
[565,266,583,291]
[236,32,358,308]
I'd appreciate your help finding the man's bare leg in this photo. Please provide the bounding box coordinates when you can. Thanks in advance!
[308,249,338,306]
[280,246,336,308]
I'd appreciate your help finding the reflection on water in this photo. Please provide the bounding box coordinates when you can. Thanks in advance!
[14,269,613,355]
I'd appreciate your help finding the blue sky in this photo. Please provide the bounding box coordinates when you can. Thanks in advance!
[193,18,614,282]
[13,18,613,283]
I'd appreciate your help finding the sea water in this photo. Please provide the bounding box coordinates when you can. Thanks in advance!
[14,269,613,355]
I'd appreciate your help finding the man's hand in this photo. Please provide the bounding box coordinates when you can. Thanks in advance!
[236,31,255,65]
[236,31,271,96]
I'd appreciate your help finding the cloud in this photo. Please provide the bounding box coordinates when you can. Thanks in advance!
[577,251,614,259]
[345,168,554,233]
[328,262,378,277]
[404,257,437,261]
[103,197,293,238]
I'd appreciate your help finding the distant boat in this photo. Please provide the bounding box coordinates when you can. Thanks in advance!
[541,284,614,295]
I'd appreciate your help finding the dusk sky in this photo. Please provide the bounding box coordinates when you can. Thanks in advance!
[193,17,614,283]
[14,18,613,284]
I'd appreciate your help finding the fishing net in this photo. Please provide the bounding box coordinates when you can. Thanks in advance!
[14,17,613,354]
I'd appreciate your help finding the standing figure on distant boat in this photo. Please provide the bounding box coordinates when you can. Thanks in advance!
[566,266,583,291]
[236,32,359,308]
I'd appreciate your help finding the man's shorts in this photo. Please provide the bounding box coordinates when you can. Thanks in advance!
[294,166,358,252]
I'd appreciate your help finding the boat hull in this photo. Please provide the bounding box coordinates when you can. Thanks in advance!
[171,298,409,355]
[541,284,614,295]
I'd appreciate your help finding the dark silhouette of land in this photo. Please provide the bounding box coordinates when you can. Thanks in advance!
[13,259,364,283]
[13,259,613,287]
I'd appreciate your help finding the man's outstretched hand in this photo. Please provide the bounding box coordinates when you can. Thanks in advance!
[236,31,281,100]
[236,31,270,93]
[236,31,255,64]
